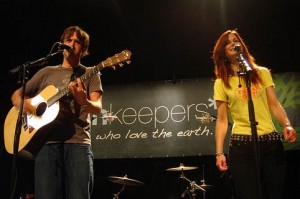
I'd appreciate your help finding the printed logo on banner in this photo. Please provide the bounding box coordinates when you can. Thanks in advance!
[91,79,225,158]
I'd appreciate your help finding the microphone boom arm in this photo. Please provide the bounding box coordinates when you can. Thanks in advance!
[9,50,62,74]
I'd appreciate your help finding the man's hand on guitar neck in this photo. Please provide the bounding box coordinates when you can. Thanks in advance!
[68,78,88,106]
[69,78,102,115]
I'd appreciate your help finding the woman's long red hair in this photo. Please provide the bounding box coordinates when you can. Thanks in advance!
[212,30,262,88]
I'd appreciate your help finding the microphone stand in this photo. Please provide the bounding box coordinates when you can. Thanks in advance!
[236,52,262,199]
[8,44,63,199]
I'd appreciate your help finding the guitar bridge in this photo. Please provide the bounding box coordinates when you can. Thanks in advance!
[22,115,35,133]
[22,115,28,131]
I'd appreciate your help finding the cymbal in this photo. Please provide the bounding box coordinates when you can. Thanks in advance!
[107,175,144,186]
[166,163,198,171]
[197,183,214,189]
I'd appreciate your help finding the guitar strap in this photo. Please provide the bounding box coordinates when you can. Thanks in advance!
[58,64,89,128]
[62,64,87,104]
[70,64,86,81]
[71,64,89,128]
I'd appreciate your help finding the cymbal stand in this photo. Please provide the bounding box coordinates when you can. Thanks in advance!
[180,170,206,199]
[112,184,125,199]
[200,165,207,199]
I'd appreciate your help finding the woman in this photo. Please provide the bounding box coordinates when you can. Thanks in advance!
[213,30,296,199]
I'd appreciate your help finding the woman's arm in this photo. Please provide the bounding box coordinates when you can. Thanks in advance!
[266,86,296,142]
[215,100,229,171]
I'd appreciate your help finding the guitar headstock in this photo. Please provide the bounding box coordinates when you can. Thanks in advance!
[101,50,132,70]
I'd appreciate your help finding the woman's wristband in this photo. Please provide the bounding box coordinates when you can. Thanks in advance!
[215,152,225,157]
[285,122,291,127]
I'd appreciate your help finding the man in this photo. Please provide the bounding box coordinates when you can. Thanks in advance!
[11,26,103,199]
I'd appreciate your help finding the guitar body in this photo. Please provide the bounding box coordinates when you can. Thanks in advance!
[4,85,59,155]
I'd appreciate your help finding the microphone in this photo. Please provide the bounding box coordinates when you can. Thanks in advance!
[58,42,73,51]
[233,44,241,53]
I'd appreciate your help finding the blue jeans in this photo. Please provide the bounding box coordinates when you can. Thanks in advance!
[34,144,94,199]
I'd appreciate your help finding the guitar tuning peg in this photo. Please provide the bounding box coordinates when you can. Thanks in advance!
[119,63,124,67]
[112,66,116,70]
[126,61,131,64]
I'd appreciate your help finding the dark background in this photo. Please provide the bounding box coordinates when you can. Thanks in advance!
[0,0,300,198]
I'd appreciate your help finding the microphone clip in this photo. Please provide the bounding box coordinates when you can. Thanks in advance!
[236,54,252,73]
[57,42,73,52]
[233,44,252,73]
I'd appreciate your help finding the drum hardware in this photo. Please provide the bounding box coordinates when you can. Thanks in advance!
[199,165,214,190]
[196,113,216,124]
[194,165,214,199]
[167,163,205,199]
[179,171,206,199]
[107,175,144,199]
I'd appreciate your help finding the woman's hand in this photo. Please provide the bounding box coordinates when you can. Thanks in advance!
[216,154,228,171]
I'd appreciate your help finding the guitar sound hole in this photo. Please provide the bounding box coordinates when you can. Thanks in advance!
[36,102,47,117]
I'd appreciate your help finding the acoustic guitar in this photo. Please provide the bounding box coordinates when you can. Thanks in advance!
[4,50,131,155]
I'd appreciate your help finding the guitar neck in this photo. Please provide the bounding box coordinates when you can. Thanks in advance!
[46,49,131,106]
[47,62,104,106]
